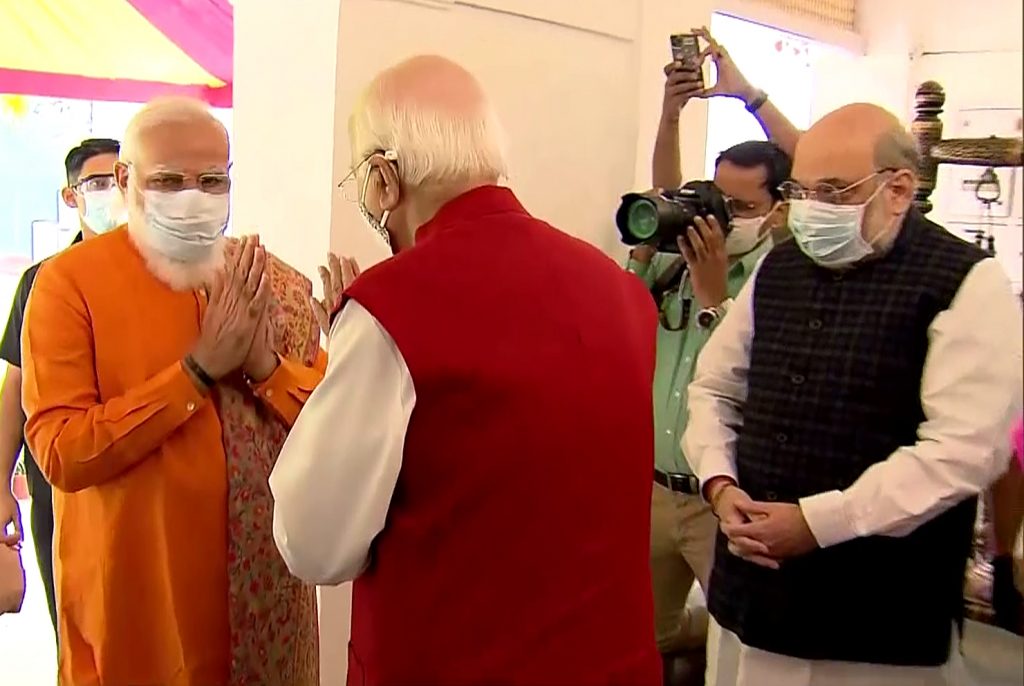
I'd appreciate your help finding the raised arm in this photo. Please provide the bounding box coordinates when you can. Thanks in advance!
[692,27,802,159]
[21,264,209,493]
[652,62,705,189]
[23,239,269,493]
[271,300,413,585]
[249,350,327,427]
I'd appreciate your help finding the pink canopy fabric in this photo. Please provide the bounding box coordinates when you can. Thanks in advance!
[0,0,233,106]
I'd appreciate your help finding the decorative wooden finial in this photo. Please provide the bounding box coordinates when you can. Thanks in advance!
[911,81,946,215]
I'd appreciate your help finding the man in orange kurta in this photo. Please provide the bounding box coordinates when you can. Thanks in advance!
[21,97,324,686]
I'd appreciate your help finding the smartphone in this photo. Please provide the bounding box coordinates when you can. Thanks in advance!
[669,33,704,88]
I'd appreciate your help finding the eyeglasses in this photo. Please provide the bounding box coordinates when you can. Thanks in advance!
[338,149,398,202]
[135,163,233,195]
[777,168,899,205]
[722,195,768,218]
[338,171,361,203]
[74,174,116,194]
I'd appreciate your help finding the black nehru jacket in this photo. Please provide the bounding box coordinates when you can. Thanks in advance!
[708,210,987,666]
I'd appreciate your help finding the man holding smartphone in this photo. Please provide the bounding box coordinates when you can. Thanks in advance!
[628,27,798,679]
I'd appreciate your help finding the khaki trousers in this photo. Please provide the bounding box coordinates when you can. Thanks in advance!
[650,482,719,653]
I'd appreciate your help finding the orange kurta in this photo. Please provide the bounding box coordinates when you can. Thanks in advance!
[21,228,324,686]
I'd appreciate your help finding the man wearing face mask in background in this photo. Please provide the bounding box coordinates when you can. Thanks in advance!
[685,103,1023,686]
[0,138,121,643]
[629,31,793,675]
[22,98,324,686]
[272,55,662,686]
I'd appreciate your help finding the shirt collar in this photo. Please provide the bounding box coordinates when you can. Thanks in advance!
[729,234,771,277]
[416,185,527,244]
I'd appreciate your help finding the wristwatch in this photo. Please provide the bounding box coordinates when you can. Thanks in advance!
[696,298,732,330]
[744,89,769,113]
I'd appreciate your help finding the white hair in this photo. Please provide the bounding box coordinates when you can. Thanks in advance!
[121,96,228,164]
[874,124,920,175]
[121,96,228,291]
[348,59,508,189]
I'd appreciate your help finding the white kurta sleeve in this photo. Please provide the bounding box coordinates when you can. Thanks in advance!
[801,258,1024,548]
[683,264,761,492]
[270,300,415,585]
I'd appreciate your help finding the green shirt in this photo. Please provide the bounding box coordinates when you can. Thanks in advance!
[626,240,770,474]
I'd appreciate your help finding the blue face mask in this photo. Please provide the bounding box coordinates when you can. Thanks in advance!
[788,185,886,268]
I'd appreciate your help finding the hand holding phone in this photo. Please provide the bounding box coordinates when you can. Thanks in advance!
[669,33,705,89]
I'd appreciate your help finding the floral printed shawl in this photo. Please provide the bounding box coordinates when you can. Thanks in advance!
[214,252,321,686]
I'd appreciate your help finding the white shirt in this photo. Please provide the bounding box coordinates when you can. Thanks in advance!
[270,301,415,585]
[684,256,1023,548]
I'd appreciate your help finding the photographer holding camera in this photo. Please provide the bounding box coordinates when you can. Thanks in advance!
[624,27,796,672]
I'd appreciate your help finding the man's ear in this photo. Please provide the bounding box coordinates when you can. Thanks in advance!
[61,186,78,209]
[888,170,916,214]
[373,157,401,213]
[765,201,788,234]
[767,202,791,242]
[114,162,130,193]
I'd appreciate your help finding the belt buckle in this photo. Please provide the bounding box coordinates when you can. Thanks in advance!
[667,473,685,494]
[669,473,698,495]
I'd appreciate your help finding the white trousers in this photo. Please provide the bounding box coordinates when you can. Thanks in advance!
[705,617,972,686]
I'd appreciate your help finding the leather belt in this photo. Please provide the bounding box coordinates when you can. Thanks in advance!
[654,469,700,495]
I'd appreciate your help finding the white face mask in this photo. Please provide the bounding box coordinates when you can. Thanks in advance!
[788,185,886,269]
[725,214,768,256]
[81,188,124,234]
[141,188,229,262]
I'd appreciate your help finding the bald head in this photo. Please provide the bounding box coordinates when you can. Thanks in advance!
[794,103,918,190]
[349,54,507,189]
[372,55,489,125]
[119,96,229,179]
[792,103,919,247]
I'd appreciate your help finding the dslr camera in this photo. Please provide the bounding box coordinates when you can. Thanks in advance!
[615,180,732,254]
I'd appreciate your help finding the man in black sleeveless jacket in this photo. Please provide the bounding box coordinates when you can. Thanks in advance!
[684,103,1023,686]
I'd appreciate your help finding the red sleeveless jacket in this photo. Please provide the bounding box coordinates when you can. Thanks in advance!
[342,186,661,686]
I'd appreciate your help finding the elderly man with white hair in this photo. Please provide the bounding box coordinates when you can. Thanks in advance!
[22,97,324,686]
[270,55,663,685]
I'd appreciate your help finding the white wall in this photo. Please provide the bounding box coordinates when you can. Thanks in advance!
[860,0,1019,288]
[332,0,640,263]
[232,1,350,683]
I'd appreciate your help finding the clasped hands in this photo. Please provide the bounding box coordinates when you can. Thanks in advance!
[708,478,819,570]
[188,235,278,389]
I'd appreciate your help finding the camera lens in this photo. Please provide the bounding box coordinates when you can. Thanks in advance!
[626,199,659,241]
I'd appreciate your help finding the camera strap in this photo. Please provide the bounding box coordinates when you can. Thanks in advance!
[651,258,686,301]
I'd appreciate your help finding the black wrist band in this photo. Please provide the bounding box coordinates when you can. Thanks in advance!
[184,354,216,389]
[745,90,769,113]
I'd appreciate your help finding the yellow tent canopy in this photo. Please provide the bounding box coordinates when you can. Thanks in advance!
[0,0,232,105]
